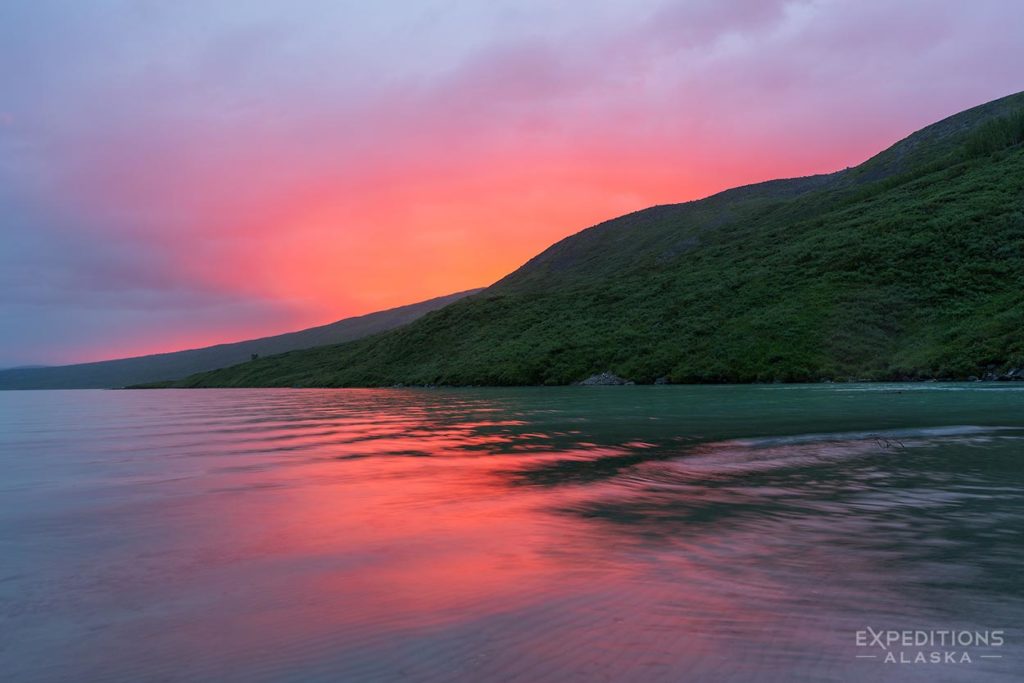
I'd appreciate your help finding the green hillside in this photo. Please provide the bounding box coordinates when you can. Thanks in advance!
[1,289,478,389]
[163,92,1024,387]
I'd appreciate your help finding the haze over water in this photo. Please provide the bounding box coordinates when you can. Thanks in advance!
[1,385,1022,682]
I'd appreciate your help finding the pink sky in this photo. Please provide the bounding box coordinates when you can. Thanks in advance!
[1,0,1022,365]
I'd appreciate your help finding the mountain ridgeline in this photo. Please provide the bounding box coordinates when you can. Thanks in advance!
[1,290,479,389]
[163,92,1024,387]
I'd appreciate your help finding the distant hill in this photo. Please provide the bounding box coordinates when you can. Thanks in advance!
[0,289,480,389]
[163,91,1024,387]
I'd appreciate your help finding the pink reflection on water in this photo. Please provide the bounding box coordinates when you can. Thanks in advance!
[2,389,1020,682]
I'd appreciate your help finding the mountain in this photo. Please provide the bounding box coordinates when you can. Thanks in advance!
[162,91,1024,387]
[0,290,480,389]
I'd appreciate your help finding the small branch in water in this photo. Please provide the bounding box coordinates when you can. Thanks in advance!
[870,434,906,450]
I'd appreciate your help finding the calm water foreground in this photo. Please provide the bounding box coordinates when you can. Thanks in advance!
[1,385,1022,682]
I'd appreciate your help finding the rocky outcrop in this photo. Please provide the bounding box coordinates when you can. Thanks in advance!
[982,367,1023,381]
[963,366,1024,381]
[577,371,633,386]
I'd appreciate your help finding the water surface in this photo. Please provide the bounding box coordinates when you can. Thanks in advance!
[1,385,1022,682]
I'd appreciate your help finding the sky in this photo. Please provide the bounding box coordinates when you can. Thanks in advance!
[1,0,1023,366]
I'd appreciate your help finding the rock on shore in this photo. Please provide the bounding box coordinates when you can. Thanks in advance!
[577,371,633,386]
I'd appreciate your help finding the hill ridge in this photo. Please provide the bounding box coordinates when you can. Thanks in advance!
[160,90,1024,387]
[1,289,481,389]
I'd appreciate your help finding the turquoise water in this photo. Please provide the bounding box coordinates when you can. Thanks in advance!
[1,385,1022,681]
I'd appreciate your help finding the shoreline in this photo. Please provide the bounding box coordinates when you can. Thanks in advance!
[118,377,1024,390]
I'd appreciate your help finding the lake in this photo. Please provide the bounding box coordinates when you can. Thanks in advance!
[1,385,1022,682]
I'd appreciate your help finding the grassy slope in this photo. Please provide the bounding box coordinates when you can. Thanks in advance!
[170,93,1024,387]
[1,289,479,389]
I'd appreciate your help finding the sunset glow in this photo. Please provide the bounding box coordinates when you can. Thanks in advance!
[2,0,1022,365]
